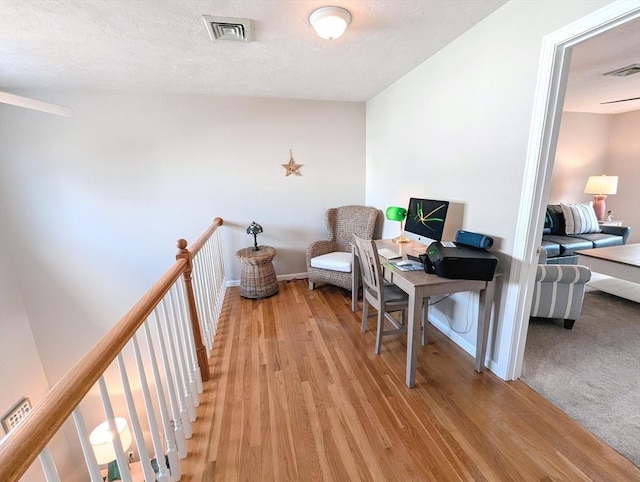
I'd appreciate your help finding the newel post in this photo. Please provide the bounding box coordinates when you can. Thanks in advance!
[176,238,210,381]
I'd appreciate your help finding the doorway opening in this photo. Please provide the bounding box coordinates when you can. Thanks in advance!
[507,2,640,381]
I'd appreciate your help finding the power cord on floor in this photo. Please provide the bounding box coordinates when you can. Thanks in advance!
[429,292,474,334]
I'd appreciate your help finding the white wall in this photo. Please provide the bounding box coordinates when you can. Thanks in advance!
[366,0,612,377]
[551,110,639,243]
[0,92,366,386]
[606,110,640,243]
[551,112,612,202]
[0,246,49,481]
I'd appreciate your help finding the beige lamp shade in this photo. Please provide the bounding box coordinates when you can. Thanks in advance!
[584,175,618,195]
[89,417,132,465]
[584,175,618,221]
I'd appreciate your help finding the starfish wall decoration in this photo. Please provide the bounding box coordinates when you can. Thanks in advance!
[282,149,303,177]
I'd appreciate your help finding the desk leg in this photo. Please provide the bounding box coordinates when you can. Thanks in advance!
[475,278,496,372]
[406,289,422,388]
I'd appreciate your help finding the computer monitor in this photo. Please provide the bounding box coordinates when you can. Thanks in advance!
[403,197,450,244]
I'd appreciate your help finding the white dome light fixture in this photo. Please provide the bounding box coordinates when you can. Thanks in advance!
[309,6,351,40]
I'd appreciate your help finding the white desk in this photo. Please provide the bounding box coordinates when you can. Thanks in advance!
[352,239,497,388]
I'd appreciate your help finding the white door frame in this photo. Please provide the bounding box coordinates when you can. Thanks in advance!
[504,0,640,381]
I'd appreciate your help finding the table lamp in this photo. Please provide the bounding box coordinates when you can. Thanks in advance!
[246,221,263,251]
[90,417,132,482]
[386,206,410,243]
[584,175,618,221]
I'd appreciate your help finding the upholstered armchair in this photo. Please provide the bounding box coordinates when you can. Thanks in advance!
[530,264,592,329]
[307,205,378,291]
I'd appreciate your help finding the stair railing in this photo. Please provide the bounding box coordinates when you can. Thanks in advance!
[0,217,225,482]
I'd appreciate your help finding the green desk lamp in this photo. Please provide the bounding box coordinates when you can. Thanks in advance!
[386,206,410,243]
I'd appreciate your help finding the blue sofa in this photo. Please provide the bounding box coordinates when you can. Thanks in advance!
[541,204,631,264]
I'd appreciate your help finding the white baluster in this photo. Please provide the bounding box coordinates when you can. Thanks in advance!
[175,281,202,399]
[214,229,226,330]
[39,446,60,482]
[116,353,157,482]
[161,297,193,436]
[208,237,222,333]
[203,240,219,344]
[97,377,132,482]
[144,318,182,479]
[153,307,189,456]
[72,408,103,482]
[132,332,171,482]
[192,255,212,357]
[201,246,216,344]
[200,245,217,347]
[169,286,196,418]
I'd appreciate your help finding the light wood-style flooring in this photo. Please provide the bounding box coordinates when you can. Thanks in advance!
[181,279,640,481]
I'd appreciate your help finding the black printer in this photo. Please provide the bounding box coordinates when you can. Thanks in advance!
[420,242,498,281]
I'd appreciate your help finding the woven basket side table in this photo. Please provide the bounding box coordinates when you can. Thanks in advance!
[235,246,279,299]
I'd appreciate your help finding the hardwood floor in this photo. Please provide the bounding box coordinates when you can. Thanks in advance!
[180,279,640,481]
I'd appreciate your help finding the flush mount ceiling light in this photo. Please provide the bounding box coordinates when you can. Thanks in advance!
[309,6,351,40]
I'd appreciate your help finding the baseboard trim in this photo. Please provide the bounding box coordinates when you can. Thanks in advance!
[226,272,309,288]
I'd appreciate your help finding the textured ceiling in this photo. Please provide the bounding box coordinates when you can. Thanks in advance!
[0,0,506,102]
[0,0,638,113]
[563,16,640,115]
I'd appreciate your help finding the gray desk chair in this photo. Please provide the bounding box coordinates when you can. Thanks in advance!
[307,205,378,291]
[353,235,427,353]
[530,263,592,329]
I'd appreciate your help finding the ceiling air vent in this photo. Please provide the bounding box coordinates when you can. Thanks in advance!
[202,16,252,42]
[603,63,640,77]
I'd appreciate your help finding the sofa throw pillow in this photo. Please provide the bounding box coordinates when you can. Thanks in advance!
[560,202,601,235]
[547,204,566,235]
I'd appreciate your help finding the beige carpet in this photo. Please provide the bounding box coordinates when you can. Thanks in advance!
[521,290,640,466]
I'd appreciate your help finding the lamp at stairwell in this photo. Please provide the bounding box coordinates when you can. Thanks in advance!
[90,417,132,482]
[386,206,410,244]
[246,221,263,251]
[584,175,618,221]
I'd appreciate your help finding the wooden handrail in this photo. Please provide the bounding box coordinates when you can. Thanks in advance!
[0,217,225,482]
[0,260,186,482]
[189,217,223,257]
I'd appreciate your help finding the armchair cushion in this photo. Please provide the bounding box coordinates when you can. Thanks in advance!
[307,205,378,291]
[310,252,352,272]
[541,235,593,256]
[307,240,335,260]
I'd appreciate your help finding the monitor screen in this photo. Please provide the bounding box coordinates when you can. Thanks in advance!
[404,198,450,244]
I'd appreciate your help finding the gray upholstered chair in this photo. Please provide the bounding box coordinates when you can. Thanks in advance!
[307,205,378,291]
[530,264,592,329]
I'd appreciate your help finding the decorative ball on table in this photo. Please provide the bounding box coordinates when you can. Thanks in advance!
[246,221,263,251]
[385,206,410,243]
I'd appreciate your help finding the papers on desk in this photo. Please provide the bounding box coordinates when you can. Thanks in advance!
[377,248,401,259]
[390,260,424,271]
